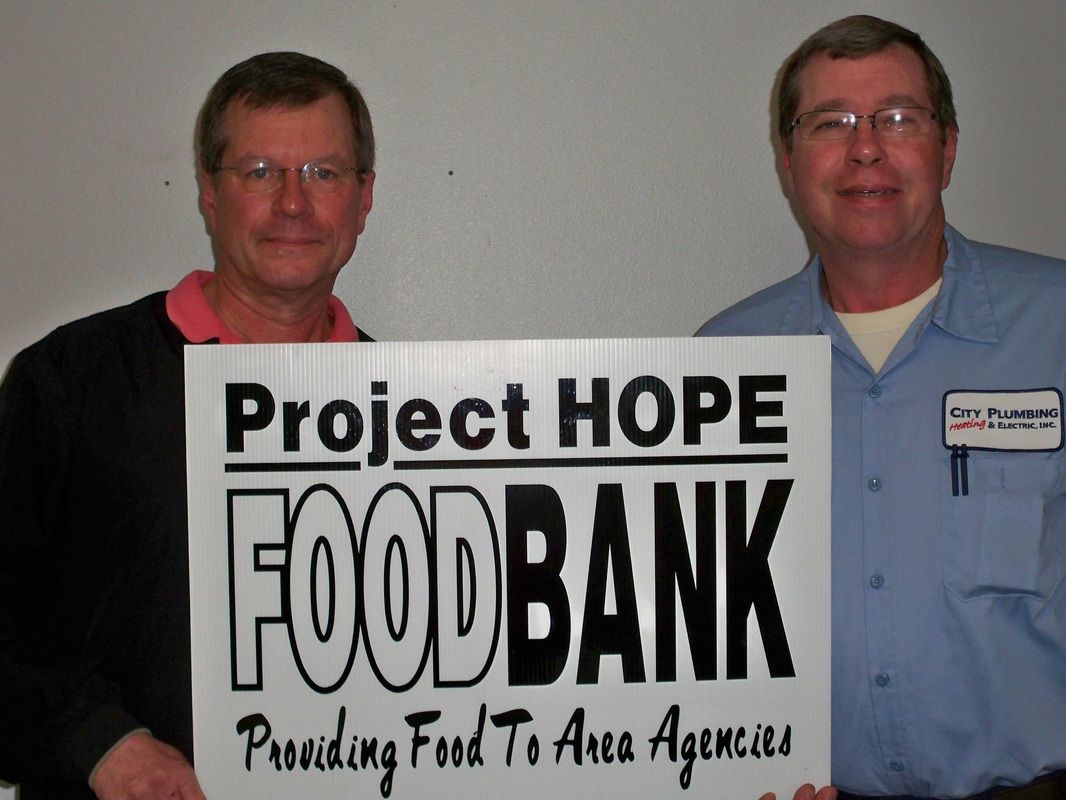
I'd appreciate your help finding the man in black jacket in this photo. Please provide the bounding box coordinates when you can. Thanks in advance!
[0,51,375,800]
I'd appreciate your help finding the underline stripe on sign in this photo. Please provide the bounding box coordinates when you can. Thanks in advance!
[224,461,363,473]
[394,453,788,470]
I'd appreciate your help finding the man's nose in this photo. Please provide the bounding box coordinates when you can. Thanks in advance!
[274,168,314,217]
[845,119,886,166]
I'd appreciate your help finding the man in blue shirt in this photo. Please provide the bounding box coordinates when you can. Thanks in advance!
[703,15,1066,800]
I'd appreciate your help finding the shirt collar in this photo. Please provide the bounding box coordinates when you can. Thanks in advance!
[778,224,1000,346]
[165,270,360,344]
[929,224,999,344]
[778,258,832,336]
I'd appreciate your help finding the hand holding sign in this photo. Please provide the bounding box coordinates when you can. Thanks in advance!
[90,733,206,800]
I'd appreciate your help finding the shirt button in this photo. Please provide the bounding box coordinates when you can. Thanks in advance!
[867,477,882,492]
[890,760,905,772]
[867,385,882,399]
[870,574,885,589]
[875,672,890,687]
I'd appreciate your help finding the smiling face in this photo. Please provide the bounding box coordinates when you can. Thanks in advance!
[783,44,957,267]
[199,93,374,304]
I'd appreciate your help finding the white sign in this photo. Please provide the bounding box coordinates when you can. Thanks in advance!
[185,337,831,799]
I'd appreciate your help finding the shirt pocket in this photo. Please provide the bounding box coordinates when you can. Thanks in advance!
[940,453,1063,601]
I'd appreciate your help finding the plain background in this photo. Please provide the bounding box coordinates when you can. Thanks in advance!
[2,1,1064,795]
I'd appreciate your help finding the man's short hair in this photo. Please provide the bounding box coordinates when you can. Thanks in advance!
[195,51,375,176]
[777,14,957,147]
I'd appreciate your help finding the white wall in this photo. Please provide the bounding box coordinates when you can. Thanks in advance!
[1,1,1064,795]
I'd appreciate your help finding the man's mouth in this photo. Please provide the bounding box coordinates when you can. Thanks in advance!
[838,188,899,197]
[262,237,320,250]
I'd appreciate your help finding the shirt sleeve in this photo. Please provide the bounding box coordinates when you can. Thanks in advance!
[0,345,143,784]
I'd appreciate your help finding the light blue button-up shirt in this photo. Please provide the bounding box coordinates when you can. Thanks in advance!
[699,226,1066,797]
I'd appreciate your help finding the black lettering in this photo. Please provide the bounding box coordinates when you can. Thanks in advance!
[680,731,696,789]
[236,712,271,770]
[467,703,487,766]
[577,484,645,684]
[502,383,530,449]
[654,482,716,681]
[226,382,275,452]
[269,740,282,770]
[648,704,679,762]
[506,485,570,685]
[309,536,336,643]
[490,708,534,766]
[527,734,540,764]
[380,740,398,797]
[558,377,610,447]
[700,728,713,759]
[316,400,363,452]
[283,400,311,451]
[325,707,346,768]
[383,534,410,642]
[405,710,441,768]
[617,375,675,447]
[449,397,495,450]
[284,739,295,769]
[456,538,476,637]
[435,738,447,767]
[369,381,389,466]
[360,737,380,769]
[395,398,442,452]
[715,727,733,759]
[585,730,600,764]
[738,375,786,444]
[554,707,586,765]
[763,724,776,757]
[314,736,326,770]
[726,480,795,679]
[683,376,731,445]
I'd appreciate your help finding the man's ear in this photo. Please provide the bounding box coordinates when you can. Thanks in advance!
[354,170,375,236]
[197,169,218,236]
[781,141,796,195]
[940,126,958,191]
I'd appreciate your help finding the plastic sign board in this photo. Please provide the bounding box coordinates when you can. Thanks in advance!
[185,336,831,799]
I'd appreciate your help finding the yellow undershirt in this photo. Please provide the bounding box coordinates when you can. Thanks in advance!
[835,278,942,373]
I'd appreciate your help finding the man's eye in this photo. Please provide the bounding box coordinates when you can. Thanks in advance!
[310,166,338,182]
[881,113,918,132]
[815,119,843,130]
[247,166,272,180]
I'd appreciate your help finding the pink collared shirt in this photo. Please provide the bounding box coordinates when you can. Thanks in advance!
[165,270,360,344]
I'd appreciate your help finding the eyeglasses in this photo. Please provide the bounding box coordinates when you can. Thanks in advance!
[214,158,363,194]
[789,106,940,141]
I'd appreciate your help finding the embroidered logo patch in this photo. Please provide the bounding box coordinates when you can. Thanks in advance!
[943,388,1063,452]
